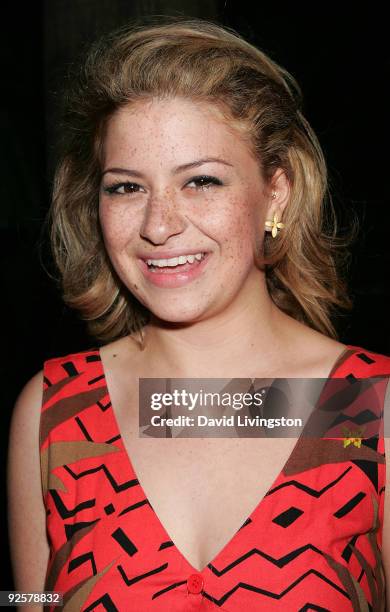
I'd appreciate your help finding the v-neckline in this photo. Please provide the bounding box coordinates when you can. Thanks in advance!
[97,343,360,574]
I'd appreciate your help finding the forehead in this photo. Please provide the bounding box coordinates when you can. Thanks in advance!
[102,97,257,168]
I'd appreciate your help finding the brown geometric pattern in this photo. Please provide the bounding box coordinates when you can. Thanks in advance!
[39,345,390,610]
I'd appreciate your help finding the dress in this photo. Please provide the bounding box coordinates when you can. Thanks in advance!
[39,344,390,611]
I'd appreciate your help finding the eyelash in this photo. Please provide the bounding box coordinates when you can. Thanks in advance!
[103,175,223,196]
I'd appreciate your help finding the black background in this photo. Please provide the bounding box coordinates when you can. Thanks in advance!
[2,1,389,592]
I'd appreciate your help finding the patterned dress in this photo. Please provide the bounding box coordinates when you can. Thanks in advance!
[40,344,390,611]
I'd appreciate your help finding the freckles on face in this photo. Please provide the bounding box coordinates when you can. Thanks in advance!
[98,97,268,319]
[98,200,136,272]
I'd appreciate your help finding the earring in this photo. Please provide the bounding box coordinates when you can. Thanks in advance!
[265,194,285,238]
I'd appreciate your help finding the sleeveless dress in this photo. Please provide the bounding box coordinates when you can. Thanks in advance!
[39,344,390,611]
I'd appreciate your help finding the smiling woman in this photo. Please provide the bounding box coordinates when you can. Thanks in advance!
[98,96,285,307]
[7,14,390,612]
[47,18,352,342]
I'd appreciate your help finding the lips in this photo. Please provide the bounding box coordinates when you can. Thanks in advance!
[137,252,211,288]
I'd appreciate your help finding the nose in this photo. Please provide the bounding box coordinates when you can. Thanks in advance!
[140,194,187,245]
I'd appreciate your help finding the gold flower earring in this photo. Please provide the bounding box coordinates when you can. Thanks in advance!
[265,192,285,238]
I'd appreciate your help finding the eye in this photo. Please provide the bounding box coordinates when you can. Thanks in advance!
[102,175,223,196]
[103,182,142,195]
[186,175,223,191]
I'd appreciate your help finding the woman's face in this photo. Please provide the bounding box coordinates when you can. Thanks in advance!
[99,96,280,323]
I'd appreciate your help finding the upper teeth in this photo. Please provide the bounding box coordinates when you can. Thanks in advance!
[146,252,205,267]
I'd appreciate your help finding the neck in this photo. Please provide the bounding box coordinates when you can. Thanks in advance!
[138,273,295,378]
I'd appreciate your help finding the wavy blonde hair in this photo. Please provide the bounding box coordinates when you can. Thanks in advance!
[47,15,355,344]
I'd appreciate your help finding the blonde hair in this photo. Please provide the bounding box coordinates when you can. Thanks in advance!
[47,15,354,343]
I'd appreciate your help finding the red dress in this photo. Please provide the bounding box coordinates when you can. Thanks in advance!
[40,344,390,610]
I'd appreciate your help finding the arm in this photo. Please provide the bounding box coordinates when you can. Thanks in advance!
[7,370,50,611]
[382,437,390,608]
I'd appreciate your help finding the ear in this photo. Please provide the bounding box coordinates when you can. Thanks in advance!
[265,168,290,221]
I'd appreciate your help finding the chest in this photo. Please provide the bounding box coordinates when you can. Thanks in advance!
[112,380,298,572]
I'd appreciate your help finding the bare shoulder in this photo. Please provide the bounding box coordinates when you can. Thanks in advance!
[9,369,44,442]
[99,333,143,374]
[7,369,49,595]
[8,370,45,501]
[278,316,348,377]
[8,370,45,475]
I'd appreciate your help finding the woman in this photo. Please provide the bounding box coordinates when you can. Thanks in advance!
[7,16,390,611]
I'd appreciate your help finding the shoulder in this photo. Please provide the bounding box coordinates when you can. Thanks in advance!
[10,369,45,437]
[8,371,44,514]
[39,346,109,442]
[277,316,390,378]
[335,344,390,377]
[41,345,102,387]
[9,346,103,447]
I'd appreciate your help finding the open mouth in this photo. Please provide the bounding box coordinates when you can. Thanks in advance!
[146,252,208,274]
[138,251,211,288]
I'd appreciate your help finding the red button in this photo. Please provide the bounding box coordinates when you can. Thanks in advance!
[187,572,204,594]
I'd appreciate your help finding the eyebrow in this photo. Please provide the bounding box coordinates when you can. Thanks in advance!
[101,157,233,178]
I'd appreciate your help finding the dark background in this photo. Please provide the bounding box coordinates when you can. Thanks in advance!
[2,0,389,591]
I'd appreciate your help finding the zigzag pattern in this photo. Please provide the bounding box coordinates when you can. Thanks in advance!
[195,569,350,607]
[50,489,96,518]
[331,409,380,426]
[267,466,352,497]
[38,346,390,610]
[62,463,139,492]
[206,543,325,575]
[118,562,169,586]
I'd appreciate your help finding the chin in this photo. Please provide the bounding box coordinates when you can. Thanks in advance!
[147,303,209,325]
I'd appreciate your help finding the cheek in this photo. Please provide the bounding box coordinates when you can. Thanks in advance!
[99,205,135,252]
[206,196,258,257]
